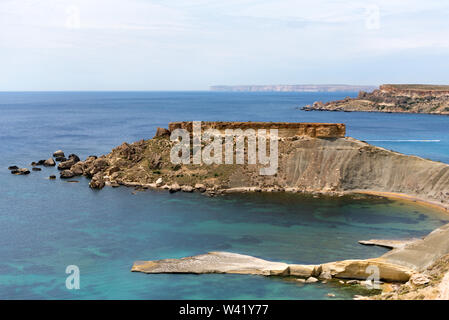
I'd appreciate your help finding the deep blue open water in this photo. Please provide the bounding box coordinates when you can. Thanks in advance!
[1,91,448,299]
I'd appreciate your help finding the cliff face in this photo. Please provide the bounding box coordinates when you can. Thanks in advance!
[283,138,448,205]
[66,123,448,211]
[303,84,449,115]
[168,121,346,138]
[210,84,377,92]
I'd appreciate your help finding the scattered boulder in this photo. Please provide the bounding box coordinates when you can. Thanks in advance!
[154,127,170,138]
[58,159,75,170]
[169,183,181,193]
[155,178,163,187]
[36,160,46,165]
[306,277,319,283]
[70,162,84,176]
[68,154,80,163]
[49,175,56,180]
[53,150,65,157]
[181,185,194,192]
[8,166,18,170]
[195,183,206,192]
[89,173,105,189]
[55,156,67,162]
[82,158,109,177]
[60,170,75,179]
[32,167,42,171]
[43,158,56,167]
[11,168,30,175]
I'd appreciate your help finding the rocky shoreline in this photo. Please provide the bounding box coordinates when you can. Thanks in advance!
[302,84,449,115]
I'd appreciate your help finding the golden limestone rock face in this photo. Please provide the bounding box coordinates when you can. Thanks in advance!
[320,259,413,283]
[168,121,346,138]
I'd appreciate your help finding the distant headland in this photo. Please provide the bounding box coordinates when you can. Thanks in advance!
[210,84,378,92]
[303,84,449,115]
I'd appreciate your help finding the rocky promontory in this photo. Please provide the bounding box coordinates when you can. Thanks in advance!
[303,84,449,115]
[60,121,448,212]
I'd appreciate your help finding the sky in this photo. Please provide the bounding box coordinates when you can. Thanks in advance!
[0,0,449,90]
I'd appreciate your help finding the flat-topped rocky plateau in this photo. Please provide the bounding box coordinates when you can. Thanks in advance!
[303,84,449,115]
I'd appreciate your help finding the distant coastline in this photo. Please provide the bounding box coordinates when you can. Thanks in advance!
[302,84,449,115]
[210,84,378,92]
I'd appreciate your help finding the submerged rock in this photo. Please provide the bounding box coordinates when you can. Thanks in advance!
[32,167,42,171]
[11,168,30,175]
[8,165,18,170]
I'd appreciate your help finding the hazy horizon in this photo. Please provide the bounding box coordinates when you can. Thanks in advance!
[1,0,449,91]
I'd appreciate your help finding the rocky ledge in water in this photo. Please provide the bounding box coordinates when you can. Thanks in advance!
[302,84,449,115]
[358,238,421,250]
[132,221,449,299]
[131,251,413,283]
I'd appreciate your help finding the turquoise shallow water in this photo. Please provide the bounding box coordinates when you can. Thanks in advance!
[0,91,448,299]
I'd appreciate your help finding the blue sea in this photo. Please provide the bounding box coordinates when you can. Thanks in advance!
[1,91,449,300]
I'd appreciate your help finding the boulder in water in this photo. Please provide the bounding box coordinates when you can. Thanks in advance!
[53,150,65,157]
[60,170,75,179]
[43,158,56,167]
